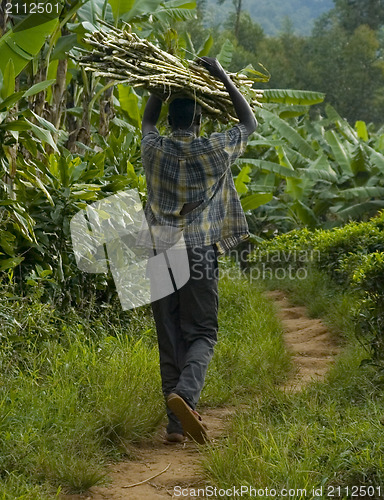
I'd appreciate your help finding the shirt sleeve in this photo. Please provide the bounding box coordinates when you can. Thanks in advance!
[209,123,249,164]
[141,129,159,145]
[141,130,161,164]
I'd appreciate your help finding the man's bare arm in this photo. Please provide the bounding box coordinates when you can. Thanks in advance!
[142,94,163,136]
[198,57,257,136]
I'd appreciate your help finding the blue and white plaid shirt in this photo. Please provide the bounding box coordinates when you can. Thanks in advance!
[141,124,250,254]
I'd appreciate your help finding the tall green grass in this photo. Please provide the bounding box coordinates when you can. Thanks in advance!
[203,272,292,405]
[203,269,384,499]
[204,348,384,499]
[0,267,292,497]
[0,330,163,496]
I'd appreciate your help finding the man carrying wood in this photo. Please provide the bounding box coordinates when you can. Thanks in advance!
[141,57,257,444]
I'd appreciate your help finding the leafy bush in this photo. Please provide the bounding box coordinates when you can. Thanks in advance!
[249,227,320,271]
[316,219,384,282]
[349,252,384,364]
[248,210,384,367]
[0,135,146,307]
[204,347,384,495]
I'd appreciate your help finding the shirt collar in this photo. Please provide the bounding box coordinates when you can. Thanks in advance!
[171,129,196,139]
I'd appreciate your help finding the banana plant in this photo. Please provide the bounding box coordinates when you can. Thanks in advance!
[107,0,196,25]
[0,73,66,266]
[241,94,384,236]
[0,12,59,76]
[0,65,145,292]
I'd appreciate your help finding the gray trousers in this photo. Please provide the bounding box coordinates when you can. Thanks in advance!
[151,245,218,435]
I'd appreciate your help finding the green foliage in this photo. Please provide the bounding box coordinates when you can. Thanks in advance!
[249,210,384,368]
[200,0,384,125]
[241,104,384,237]
[309,22,384,124]
[216,38,234,69]
[0,72,146,304]
[202,272,291,404]
[0,333,163,494]
[0,0,199,308]
[0,144,144,305]
[349,252,384,364]
[205,0,333,35]
[0,475,54,500]
[250,210,384,283]
[203,268,384,496]
[0,274,161,495]
[261,88,325,106]
[0,267,291,496]
[316,220,384,282]
[2,0,383,308]
[204,355,384,495]
[333,0,384,33]
[0,17,59,76]
[249,227,318,271]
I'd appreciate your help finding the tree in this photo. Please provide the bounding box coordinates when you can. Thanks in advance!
[218,0,242,38]
[232,11,264,52]
[334,0,384,32]
[307,14,384,123]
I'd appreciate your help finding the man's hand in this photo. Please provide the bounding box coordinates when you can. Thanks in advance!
[197,57,228,82]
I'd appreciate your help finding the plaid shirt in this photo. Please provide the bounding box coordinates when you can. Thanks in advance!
[141,124,250,254]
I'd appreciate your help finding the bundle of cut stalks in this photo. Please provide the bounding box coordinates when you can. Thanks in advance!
[75,23,265,123]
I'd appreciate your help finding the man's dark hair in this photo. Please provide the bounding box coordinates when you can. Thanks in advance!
[168,98,201,130]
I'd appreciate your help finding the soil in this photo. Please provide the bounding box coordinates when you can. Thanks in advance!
[266,290,341,392]
[61,290,341,500]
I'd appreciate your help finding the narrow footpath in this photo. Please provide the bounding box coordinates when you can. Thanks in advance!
[266,290,341,392]
[62,290,341,500]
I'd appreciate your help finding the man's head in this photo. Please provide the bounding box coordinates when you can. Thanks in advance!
[168,98,202,134]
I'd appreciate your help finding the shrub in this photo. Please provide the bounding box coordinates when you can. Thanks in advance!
[349,252,384,365]
[249,227,320,270]
[247,210,384,367]
[316,221,384,283]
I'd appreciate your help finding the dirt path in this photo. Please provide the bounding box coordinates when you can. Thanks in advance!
[62,290,340,500]
[265,290,341,392]
[62,408,233,500]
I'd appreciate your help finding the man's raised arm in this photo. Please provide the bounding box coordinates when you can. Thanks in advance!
[142,94,163,136]
[198,57,257,136]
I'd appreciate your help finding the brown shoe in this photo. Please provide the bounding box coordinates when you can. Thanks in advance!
[164,432,187,445]
[166,393,209,445]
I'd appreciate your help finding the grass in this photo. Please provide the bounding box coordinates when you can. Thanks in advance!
[202,270,292,405]
[0,475,55,500]
[203,267,384,499]
[0,265,291,497]
[0,334,164,496]
[203,349,384,499]
[0,290,164,497]
[6,264,381,499]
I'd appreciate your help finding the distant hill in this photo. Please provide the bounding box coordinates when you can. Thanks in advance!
[202,0,334,35]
